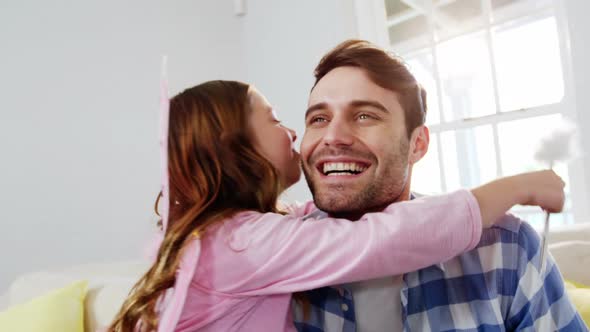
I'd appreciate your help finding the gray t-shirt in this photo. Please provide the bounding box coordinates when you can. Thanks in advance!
[346,275,403,332]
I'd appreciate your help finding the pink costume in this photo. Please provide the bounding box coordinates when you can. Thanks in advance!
[154,189,482,332]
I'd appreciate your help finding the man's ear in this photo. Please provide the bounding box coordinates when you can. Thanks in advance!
[408,125,429,165]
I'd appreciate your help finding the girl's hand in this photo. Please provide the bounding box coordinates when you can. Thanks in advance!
[471,170,565,228]
[514,170,565,213]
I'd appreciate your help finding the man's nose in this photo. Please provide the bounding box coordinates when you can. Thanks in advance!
[322,119,354,147]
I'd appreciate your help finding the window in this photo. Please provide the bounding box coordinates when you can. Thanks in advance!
[373,0,580,227]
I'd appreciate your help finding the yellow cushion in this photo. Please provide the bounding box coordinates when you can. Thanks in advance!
[564,280,590,327]
[0,280,88,332]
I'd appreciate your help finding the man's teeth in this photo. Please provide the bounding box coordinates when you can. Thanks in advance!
[322,162,367,176]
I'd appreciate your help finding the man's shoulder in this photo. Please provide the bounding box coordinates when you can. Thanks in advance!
[434,213,542,276]
[487,213,524,233]
[477,213,541,253]
[405,214,541,295]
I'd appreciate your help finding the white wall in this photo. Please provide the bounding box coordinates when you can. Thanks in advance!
[0,0,246,290]
[241,0,359,202]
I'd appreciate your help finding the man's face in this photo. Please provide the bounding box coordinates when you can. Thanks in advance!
[301,66,412,216]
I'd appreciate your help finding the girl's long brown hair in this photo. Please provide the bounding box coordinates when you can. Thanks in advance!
[108,80,283,332]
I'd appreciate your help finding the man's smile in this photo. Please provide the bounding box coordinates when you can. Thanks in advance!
[314,157,373,182]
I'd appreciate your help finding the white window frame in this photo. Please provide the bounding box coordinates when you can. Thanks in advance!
[354,0,590,223]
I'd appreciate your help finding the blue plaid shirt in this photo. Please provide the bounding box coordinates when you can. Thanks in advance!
[293,213,588,331]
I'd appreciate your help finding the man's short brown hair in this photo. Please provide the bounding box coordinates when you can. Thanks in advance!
[313,39,427,138]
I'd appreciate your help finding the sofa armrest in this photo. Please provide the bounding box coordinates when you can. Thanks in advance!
[549,240,590,286]
[547,222,590,245]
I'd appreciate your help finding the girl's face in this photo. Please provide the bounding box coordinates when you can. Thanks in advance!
[248,87,301,189]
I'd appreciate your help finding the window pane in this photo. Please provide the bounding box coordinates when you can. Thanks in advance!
[440,125,497,191]
[492,0,553,22]
[412,134,441,195]
[437,32,497,121]
[385,0,429,46]
[493,16,564,112]
[406,50,440,125]
[434,0,485,40]
[492,0,522,10]
[497,114,568,177]
[384,0,410,17]
[388,15,429,45]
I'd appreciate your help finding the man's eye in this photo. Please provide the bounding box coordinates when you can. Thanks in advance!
[358,113,376,121]
[309,116,327,124]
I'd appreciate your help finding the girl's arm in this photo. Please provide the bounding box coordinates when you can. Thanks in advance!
[199,170,564,296]
[201,190,478,295]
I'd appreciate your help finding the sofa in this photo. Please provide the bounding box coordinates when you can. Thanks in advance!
[1,223,589,331]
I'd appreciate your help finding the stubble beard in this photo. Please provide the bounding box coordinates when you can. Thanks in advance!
[303,139,410,219]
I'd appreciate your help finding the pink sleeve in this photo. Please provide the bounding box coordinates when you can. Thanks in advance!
[278,200,316,217]
[202,189,482,295]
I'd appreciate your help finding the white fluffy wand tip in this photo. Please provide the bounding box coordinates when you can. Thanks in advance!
[534,120,580,167]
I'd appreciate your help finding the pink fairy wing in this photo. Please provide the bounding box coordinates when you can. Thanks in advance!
[160,56,170,232]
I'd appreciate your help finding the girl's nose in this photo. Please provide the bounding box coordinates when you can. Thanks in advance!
[289,128,297,142]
